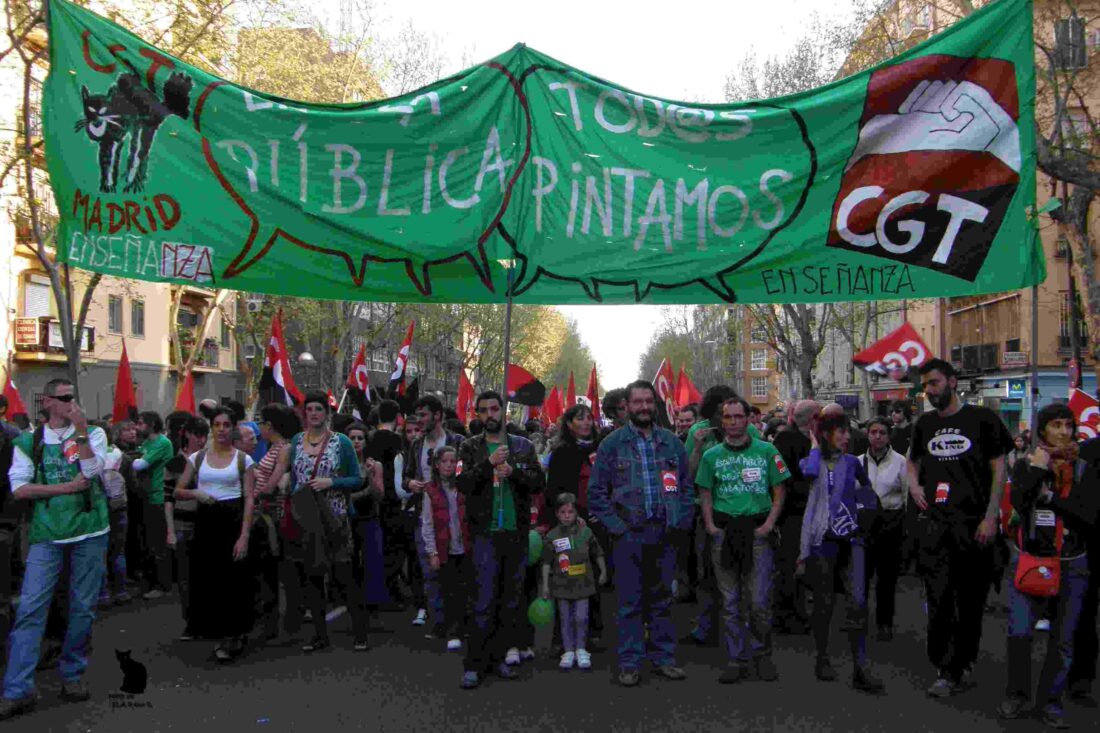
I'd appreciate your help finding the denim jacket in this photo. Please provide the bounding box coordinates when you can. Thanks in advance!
[588,424,694,535]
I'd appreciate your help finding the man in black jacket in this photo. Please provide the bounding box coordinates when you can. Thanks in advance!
[456,391,544,690]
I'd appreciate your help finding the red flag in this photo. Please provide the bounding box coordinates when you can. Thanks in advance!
[175,370,196,414]
[112,340,138,422]
[2,373,27,418]
[259,309,304,406]
[675,367,702,408]
[566,372,577,407]
[1070,388,1100,441]
[389,321,415,397]
[346,344,370,391]
[852,322,933,380]
[653,358,677,423]
[456,370,475,424]
[506,363,547,406]
[586,364,600,422]
[544,386,564,424]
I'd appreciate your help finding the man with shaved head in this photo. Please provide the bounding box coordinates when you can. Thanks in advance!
[771,399,819,634]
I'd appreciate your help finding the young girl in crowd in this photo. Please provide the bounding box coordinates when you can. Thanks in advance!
[267,390,370,653]
[420,446,470,652]
[1000,403,1099,728]
[799,407,883,694]
[171,407,255,663]
[541,492,606,670]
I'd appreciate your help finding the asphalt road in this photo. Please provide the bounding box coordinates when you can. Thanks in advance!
[2,575,1098,733]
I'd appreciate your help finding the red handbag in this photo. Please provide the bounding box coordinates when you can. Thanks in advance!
[1013,547,1061,597]
[1013,472,1069,597]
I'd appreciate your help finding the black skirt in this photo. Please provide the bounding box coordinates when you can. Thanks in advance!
[188,499,255,639]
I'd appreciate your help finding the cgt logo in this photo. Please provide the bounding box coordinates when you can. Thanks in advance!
[828,56,1020,282]
[928,434,972,458]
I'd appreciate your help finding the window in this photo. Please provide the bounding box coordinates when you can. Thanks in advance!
[1059,291,1089,348]
[751,349,767,370]
[1005,338,1020,353]
[177,307,200,329]
[737,351,744,372]
[220,318,230,349]
[750,324,767,343]
[107,295,123,334]
[751,376,768,398]
[23,276,51,318]
[1055,16,1087,70]
[1054,235,1069,258]
[370,349,388,371]
[950,344,962,365]
[130,299,145,337]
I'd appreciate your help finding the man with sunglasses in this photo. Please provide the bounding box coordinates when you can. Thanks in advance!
[0,379,110,721]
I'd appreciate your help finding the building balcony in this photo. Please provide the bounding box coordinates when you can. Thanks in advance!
[170,336,223,372]
[12,317,96,363]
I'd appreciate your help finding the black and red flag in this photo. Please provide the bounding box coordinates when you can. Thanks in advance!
[506,363,546,407]
[259,309,304,406]
[388,321,415,398]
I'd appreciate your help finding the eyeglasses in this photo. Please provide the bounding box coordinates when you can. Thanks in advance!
[48,394,75,403]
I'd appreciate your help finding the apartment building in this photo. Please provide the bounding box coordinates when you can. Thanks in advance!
[727,305,784,412]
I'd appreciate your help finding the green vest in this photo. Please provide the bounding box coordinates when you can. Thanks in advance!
[13,427,110,544]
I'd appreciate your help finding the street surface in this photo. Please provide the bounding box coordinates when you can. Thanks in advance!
[2,575,1098,732]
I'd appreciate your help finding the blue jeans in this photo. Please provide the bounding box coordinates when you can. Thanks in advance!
[712,529,775,663]
[613,521,677,671]
[1007,553,1090,704]
[807,541,868,663]
[464,533,525,673]
[3,533,109,700]
[414,525,443,625]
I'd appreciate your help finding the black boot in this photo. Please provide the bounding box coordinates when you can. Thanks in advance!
[998,636,1032,719]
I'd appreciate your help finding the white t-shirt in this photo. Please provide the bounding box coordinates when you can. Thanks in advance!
[188,449,254,502]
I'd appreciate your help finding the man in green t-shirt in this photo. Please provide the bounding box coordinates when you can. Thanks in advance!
[134,411,174,599]
[0,378,109,721]
[697,397,789,685]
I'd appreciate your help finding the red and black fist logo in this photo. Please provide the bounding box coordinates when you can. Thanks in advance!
[827,55,1020,282]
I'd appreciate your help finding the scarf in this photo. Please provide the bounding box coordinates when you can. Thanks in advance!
[1041,439,1078,499]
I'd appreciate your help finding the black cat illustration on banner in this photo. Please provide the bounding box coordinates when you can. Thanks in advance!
[115,649,147,694]
[74,71,193,193]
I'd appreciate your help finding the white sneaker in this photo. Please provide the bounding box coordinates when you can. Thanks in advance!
[576,648,592,669]
[520,647,536,661]
[1035,618,1051,632]
[559,651,576,669]
[412,608,427,626]
[505,647,521,665]
[446,638,462,652]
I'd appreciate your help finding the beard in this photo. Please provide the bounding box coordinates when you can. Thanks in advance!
[484,417,503,434]
[928,388,954,411]
[628,410,653,429]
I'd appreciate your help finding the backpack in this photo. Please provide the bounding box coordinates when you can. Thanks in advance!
[100,448,128,511]
[188,448,247,491]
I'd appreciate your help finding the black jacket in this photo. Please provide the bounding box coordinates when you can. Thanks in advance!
[457,433,543,536]
[1010,457,1099,558]
[545,440,597,515]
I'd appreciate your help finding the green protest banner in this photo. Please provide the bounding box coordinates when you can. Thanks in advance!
[46,0,1040,304]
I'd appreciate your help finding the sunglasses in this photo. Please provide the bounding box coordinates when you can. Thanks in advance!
[49,394,75,403]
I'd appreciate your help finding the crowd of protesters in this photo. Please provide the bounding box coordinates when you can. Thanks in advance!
[0,359,1098,727]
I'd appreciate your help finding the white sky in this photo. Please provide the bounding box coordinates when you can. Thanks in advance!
[356,0,851,388]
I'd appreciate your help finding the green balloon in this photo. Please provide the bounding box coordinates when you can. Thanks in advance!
[527,598,554,627]
[527,530,542,567]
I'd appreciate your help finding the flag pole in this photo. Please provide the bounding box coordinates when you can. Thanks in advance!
[336,387,349,413]
[501,263,514,416]
[1030,283,1039,440]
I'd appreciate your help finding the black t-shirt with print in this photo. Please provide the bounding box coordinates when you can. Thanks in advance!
[909,404,1013,520]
